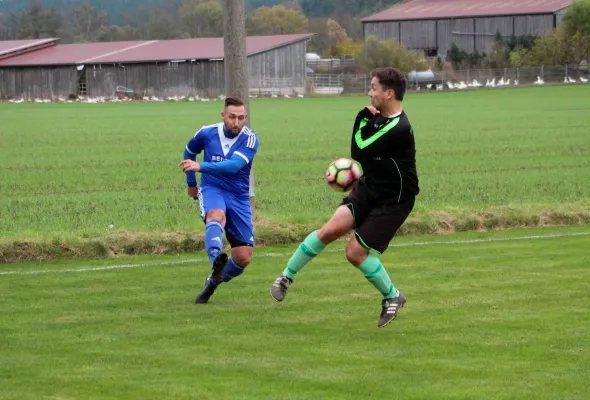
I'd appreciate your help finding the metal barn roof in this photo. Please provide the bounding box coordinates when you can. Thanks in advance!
[0,34,313,67]
[362,0,573,22]
[0,38,58,60]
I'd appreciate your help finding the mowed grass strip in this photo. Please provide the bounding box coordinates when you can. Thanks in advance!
[0,85,589,260]
[0,226,588,399]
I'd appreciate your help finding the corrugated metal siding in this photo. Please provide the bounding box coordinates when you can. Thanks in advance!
[450,18,476,53]
[364,22,400,40]
[365,11,560,57]
[474,16,514,53]
[0,67,76,99]
[249,41,306,93]
[437,19,453,57]
[475,16,514,36]
[400,20,437,49]
[116,62,225,98]
[86,65,126,97]
[514,14,554,36]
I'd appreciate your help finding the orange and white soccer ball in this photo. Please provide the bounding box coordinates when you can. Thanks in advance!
[325,158,361,192]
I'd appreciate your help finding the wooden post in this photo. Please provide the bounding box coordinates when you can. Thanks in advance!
[222,0,255,217]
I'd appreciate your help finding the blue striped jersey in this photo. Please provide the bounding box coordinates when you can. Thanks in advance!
[185,123,259,197]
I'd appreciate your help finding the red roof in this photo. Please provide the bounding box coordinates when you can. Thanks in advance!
[0,34,313,67]
[0,38,58,59]
[362,0,573,22]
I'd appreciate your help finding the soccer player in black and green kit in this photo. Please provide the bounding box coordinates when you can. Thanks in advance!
[270,67,419,328]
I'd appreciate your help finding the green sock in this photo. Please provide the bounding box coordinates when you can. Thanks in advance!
[282,231,327,279]
[358,254,398,299]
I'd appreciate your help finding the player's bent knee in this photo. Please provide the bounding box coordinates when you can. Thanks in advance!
[231,247,252,267]
[318,212,354,244]
[318,205,355,243]
[318,225,351,243]
[206,209,226,225]
[234,255,252,267]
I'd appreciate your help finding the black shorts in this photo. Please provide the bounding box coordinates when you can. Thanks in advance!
[341,185,415,254]
[226,234,254,249]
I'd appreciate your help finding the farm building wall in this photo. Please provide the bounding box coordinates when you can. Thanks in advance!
[364,14,558,57]
[0,66,76,99]
[249,40,307,95]
[0,41,308,99]
[85,61,226,98]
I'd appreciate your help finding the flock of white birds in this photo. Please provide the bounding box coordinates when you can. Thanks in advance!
[422,75,589,91]
[5,93,306,104]
[4,74,589,103]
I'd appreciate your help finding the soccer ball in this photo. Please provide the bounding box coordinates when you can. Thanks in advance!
[325,158,361,192]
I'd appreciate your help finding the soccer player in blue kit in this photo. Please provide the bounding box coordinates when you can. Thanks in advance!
[179,97,259,304]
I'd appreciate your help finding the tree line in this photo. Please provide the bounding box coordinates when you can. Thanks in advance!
[0,0,400,54]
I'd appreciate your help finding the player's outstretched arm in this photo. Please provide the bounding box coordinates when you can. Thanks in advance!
[179,153,247,176]
[180,131,259,177]
[198,153,249,176]
[198,131,259,176]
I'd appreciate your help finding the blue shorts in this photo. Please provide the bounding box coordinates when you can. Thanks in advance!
[197,186,255,248]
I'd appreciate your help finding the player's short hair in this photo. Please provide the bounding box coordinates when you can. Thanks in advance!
[372,67,407,101]
[224,96,245,109]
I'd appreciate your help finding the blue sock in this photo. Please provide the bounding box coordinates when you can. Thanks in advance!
[204,220,224,266]
[223,258,245,283]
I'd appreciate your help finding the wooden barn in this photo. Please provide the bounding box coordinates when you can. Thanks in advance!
[362,0,573,57]
[0,33,313,100]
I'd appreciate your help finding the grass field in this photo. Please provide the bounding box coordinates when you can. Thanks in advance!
[1,225,589,399]
[1,85,589,262]
[2,86,588,399]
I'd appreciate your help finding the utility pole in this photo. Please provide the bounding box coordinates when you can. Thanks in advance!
[222,0,255,217]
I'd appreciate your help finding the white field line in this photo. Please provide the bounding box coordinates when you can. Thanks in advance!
[1,231,588,277]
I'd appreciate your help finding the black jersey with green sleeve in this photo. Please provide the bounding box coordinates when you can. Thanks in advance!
[350,107,419,202]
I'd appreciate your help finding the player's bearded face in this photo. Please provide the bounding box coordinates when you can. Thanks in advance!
[222,105,247,135]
